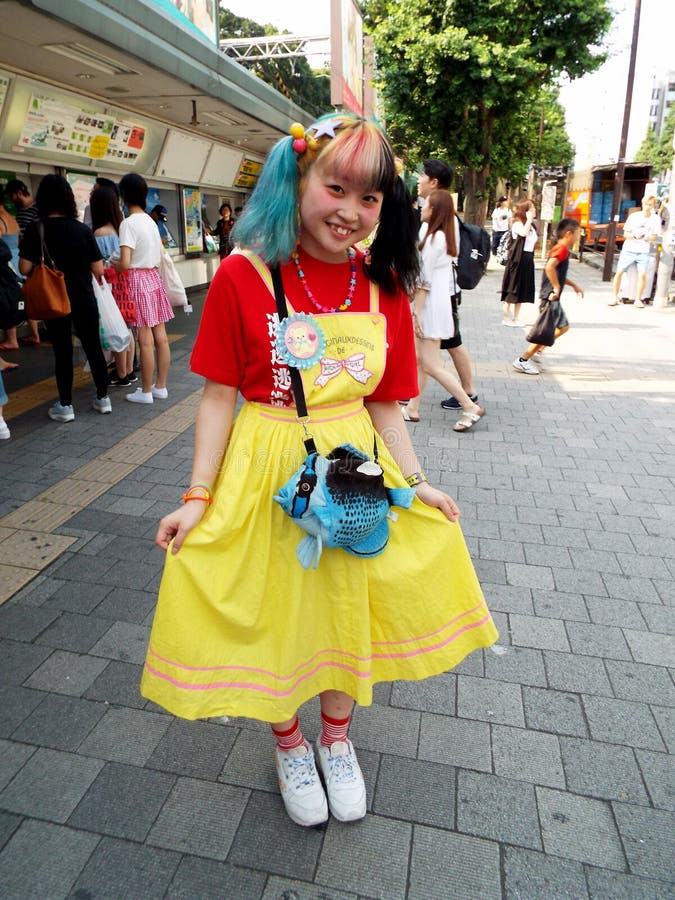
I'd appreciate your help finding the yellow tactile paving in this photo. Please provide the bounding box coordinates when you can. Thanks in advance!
[0,564,43,605]
[74,460,137,484]
[0,530,76,568]
[38,478,114,508]
[0,500,81,532]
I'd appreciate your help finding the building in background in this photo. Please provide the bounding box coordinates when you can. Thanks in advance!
[648,70,675,136]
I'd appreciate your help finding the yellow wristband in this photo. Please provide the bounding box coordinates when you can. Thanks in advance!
[405,471,428,488]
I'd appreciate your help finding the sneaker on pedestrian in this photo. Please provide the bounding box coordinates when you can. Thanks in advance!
[48,402,75,422]
[108,373,131,386]
[126,388,153,404]
[0,418,10,440]
[93,396,112,414]
[275,743,328,827]
[512,356,540,375]
[315,739,367,822]
[441,394,478,410]
[151,384,168,400]
[501,317,511,326]
[126,371,138,384]
[634,299,645,308]
[506,319,522,327]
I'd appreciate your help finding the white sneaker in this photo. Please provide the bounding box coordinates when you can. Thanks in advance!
[0,419,10,440]
[126,388,153,404]
[501,318,511,326]
[48,402,75,422]
[315,739,367,822]
[506,319,521,327]
[634,299,645,308]
[512,356,540,375]
[93,396,112,414]
[151,384,168,400]
[275,743,328,827]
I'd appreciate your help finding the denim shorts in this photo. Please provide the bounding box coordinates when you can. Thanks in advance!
[616,249,652,274]
[0,372,7,407]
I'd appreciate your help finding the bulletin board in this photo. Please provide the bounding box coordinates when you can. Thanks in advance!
[155,130,211,183]
[200,143,243,188]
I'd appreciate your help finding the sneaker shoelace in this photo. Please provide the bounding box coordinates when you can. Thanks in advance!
[285,753,319,791]
[328,749,359,784]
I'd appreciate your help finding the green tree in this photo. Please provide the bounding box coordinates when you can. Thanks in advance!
[636,105,675,180]
[219,8,330,117]
[363,0,611,222]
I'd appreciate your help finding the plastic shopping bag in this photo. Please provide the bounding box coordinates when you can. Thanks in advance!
[92,275,130,352]
[159,251,189,308]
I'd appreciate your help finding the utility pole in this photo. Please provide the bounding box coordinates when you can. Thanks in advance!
[602,0,642,282]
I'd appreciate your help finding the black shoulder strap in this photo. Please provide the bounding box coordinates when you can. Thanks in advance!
[270,264,316,454]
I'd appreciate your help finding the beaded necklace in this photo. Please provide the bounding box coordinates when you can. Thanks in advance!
[291,247,357,312]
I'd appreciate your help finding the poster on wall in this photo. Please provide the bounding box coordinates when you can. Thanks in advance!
[233,158,263,189]
[0,75,10,119]
[182,187,203,253]
[17,93,146,164]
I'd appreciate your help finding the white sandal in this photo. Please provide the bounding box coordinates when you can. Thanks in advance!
[453,407,485,433]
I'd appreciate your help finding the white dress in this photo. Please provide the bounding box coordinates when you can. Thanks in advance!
[418,227,455,340]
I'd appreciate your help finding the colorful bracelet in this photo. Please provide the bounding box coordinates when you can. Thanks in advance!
[405,471,428,488]
[182,484,212,505]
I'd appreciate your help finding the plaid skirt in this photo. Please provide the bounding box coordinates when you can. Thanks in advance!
[126,267,174,328]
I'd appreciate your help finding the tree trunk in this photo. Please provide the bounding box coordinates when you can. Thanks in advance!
[463,168,489,225]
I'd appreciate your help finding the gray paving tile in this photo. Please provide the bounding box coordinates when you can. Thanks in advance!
[532,589,589,622]
[623,629,675,668]
[408,826,501,900]
[522,687,588,737]
[565,622,632,660]
[492,724,565,788]
[83,660,146,709]
[34,611,117,654]
[600,573,662,605]
[0,819,99,898]
[523,543,573,569]
[349,703,419,758]
[482,583,534,615]
[99,556,164,590]
[373,754,455,829]
[218,726,280,794]
[638,603,675,635]
[0,604,60,642]
[484,645,548,687]
[262,876,355,900]
[584,596,647,631]
[0,739,36,793]
[48,552,117,584]
[651,705,675,753]
[89,621,151,664]
[11,694,107,751]
[635,749,675,811]
[0,747,103,823]
[42,580,115,614]
[478,537,525,563]
[0,811,22,854]
[90,586,157,624]
[536,787,625,870]
[24,649,109,696]
[554,568,608,596]
[168,855,267,900]
[147,776,249,860]
[457,675,524,726]
[582,696,665,751]
[316,813,412,900]
[457,769,541,849]
[389,672,456,716]
[559,737,648,804]
[510,613,571,652]
[148,718,236,779]
[228,791,323,881]
[0,685,46,738]
[419,713,492,772]
[503,847,588,900]
[78,706,171,765]
[70,836,181,900]
[585,867,672,900]
[605,659,675,706]
[506,562,555,590]
[612,803,675,881]
[68,761,175,841]
[543,650,613,696]
[617,552,672,580]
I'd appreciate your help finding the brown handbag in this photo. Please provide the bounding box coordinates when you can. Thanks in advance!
[22,221,71,320]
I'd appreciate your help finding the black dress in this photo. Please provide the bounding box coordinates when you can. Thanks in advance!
[500,232,535,304]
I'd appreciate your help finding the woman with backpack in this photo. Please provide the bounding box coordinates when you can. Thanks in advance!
[500,199,537,326]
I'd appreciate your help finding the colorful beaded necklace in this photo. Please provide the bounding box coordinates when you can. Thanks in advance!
[291,247,357,312]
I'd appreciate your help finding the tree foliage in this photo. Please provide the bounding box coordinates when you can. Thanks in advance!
[219,8,330,116]
[363,0,611,221]
[636,105,675,181]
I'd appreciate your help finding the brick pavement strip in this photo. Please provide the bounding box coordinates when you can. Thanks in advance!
[1,266,675,895]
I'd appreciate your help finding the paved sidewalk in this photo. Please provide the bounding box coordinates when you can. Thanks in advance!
[0,261,673,899]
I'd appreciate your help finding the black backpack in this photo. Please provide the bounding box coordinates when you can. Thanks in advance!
[455,216,491,290]
[496,229,514,266]
[0,238,25,331]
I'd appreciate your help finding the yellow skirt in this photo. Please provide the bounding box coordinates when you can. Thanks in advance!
[141,400,498,722]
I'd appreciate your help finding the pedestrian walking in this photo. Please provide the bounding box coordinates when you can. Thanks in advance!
[140,113,498,828]
[500,199,537,326]
[609,194,663,307]
[513,218,584,375]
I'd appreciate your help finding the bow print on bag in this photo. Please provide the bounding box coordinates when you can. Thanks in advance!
[313,353,373,388]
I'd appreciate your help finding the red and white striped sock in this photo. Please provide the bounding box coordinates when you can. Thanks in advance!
[271,717,306,752]
[320,711,351,748]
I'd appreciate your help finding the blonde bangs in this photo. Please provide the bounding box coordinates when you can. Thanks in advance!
[306,119,395,191]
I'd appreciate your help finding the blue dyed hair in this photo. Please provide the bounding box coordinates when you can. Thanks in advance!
[232,113,420,295]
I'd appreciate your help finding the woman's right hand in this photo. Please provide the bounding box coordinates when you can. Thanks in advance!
[156,502,209,554]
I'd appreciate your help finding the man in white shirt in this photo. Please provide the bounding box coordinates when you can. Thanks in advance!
[491,196,512,255]
[610,195,663,307]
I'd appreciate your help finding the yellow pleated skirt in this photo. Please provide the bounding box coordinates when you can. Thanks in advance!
[140,399,498,722]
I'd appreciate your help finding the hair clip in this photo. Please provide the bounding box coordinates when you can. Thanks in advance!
[394,157,404,176]
[290,122,307,154]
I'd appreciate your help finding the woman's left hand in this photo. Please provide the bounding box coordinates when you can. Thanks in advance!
[413,317,425,339]
[414,482,461,521]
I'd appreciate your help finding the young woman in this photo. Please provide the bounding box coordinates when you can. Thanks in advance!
[90,185,136,387]
[403,189,486,432]
[500,199,537,326]
[140,114,497,828]
[116,174,173,404]
[213,202,235,259]
[19,175,111,422]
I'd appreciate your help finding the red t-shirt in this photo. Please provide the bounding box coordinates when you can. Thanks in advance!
[191,249,418,405]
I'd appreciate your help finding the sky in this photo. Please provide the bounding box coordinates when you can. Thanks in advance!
[220,0,675,171]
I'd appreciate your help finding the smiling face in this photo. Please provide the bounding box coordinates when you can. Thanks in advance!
[298,160,383,263]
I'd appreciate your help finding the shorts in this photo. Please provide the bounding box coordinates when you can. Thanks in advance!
[616,249,652,275]
[440,294,462,350]
[538,298,569,330]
